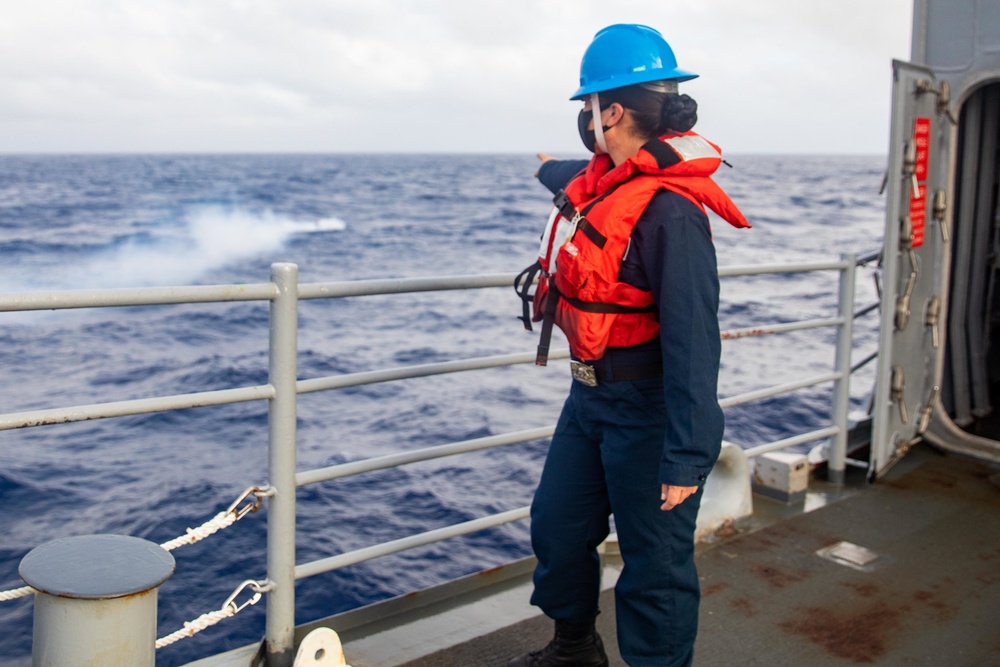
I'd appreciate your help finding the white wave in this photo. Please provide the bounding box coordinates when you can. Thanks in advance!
[17,207,346,290]
[283,217,347,233]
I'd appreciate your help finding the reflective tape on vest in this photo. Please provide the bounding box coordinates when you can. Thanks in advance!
[537,206,576,274]
[663,134,720,162]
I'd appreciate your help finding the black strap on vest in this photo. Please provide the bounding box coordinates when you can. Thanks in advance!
[532,281,658,366]
[513,260,542,331]
[560,294,658,315]
[535,277,560,366]
[553,190,608,250]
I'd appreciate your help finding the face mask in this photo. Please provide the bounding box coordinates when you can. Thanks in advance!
[577,105,611,154]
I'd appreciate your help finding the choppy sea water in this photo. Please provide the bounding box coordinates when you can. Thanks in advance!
[0,153,885,665]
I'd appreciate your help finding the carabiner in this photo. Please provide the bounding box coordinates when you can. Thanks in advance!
[222,580,265,615]
[226,485,271,521]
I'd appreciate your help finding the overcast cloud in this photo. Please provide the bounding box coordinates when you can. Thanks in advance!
[0,0,912,154]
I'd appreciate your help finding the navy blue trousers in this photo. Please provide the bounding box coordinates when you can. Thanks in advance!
[529,378,703,667]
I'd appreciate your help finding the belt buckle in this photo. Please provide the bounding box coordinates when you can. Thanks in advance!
[570,361,598,387]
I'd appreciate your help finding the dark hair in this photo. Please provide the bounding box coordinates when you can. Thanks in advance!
[599,84,698,139]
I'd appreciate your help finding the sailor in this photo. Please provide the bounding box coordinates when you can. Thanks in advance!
[510,24,749,667]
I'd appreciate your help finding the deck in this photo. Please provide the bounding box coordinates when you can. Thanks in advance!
[191,444,1000,667]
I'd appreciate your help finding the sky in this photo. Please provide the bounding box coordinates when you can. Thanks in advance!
[0,0,914,155]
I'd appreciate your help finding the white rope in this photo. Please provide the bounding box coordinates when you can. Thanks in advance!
[0,586,35,601]
[0,509,240,602]
[158,485,270,552]
[155,578,267,650]
[3,505,242,601]
[155,608,234,648]
[159,510,238,552]
[2,486,270,612]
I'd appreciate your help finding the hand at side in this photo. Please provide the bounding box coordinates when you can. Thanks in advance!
[660,484,698,511]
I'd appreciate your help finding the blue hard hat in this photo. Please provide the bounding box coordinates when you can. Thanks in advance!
[570,24,698,100]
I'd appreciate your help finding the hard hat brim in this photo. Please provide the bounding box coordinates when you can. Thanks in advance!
[570,67,699,101]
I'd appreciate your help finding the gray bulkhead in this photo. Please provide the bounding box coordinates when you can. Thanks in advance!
[874,0,1000,475]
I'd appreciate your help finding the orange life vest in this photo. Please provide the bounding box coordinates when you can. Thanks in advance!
[518,131,750,363]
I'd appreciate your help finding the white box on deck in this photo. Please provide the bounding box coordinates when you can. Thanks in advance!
[752,451,808,503]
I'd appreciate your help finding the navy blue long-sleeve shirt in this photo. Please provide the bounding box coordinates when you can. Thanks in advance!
[537,159,724,486]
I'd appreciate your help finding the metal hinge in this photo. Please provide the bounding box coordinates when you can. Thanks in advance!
[915,79,958,125]
[903,140,921,200]
[924,295,941,349]
[932,188,949,243]
[891,365,908,424]
[895,267,918,331]
[916,385,940,435]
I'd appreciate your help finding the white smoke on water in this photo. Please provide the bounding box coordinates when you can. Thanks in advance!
[25,206,346,290]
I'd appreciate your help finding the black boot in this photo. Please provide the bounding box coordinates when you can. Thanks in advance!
[507,619,609,667]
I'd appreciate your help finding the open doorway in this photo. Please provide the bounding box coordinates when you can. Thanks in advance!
[943,81,1000,438]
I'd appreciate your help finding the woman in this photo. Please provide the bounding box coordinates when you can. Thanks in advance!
[510,24,749,667]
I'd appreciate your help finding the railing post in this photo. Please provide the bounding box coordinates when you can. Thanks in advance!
[265,263,299,667]
[829,253,857,485]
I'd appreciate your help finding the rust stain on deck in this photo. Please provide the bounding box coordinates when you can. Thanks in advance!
[926,472,958,489]
[841,581,879,598]
[780,602,903,663]
[979,547,1000,562]
[751,563,809,589]
[728,597,756,618]
[912,589,958,622]
[701,582,728,597]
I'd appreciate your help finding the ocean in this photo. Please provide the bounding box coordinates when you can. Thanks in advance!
[0,153,885,665]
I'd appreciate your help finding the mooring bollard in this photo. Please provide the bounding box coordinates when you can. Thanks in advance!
[19,534,175,667]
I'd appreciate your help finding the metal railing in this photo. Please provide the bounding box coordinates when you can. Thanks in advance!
[0,253,868,666]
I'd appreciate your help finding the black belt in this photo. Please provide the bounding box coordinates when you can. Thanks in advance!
[571,352,663,387]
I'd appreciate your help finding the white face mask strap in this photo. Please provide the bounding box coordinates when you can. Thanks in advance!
[590,92,608,154]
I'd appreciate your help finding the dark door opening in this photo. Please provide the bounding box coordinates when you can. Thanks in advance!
[943,81,1000,438]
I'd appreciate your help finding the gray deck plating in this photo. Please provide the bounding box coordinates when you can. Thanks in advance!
[186,445,1000,666]
[694,446,1000,666]
[371,446,1000,667]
